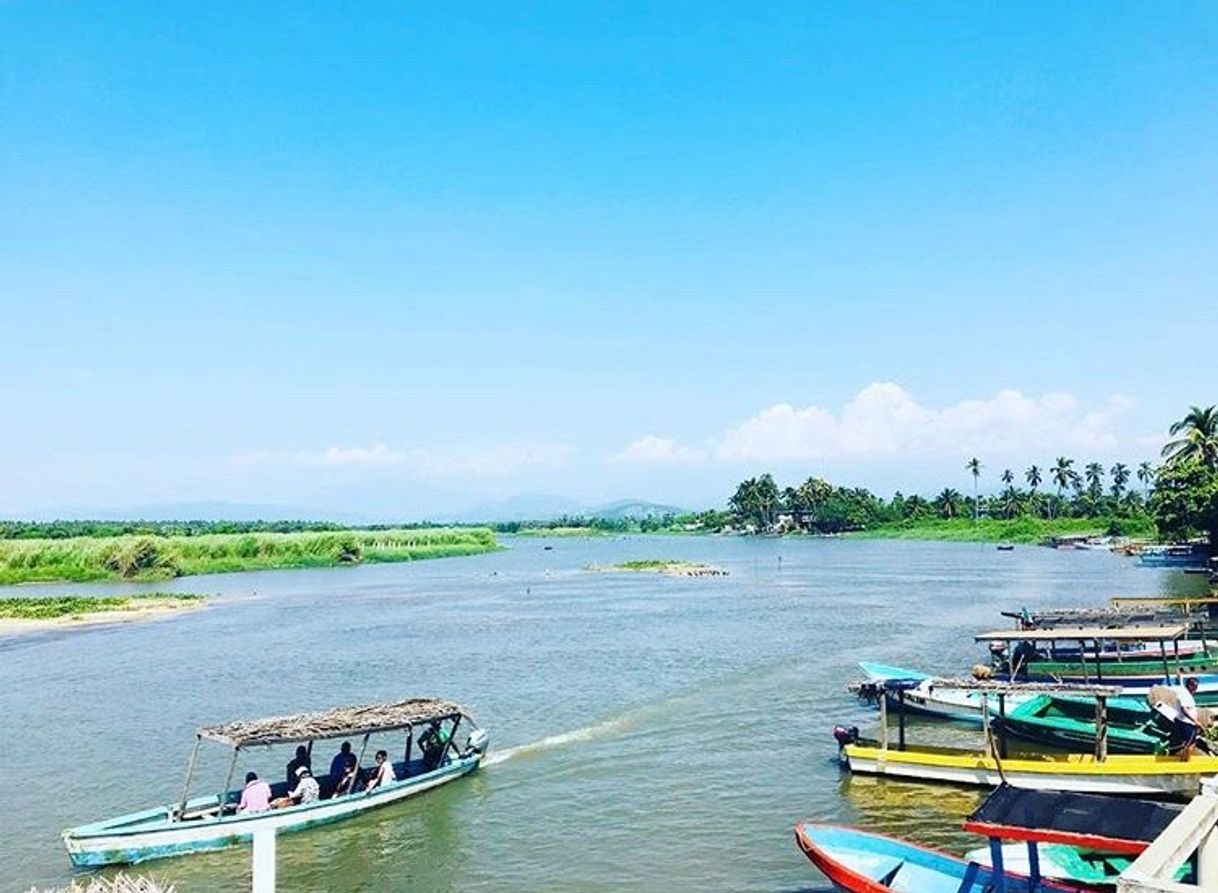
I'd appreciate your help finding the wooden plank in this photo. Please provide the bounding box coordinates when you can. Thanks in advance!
[1119,796,1218,893]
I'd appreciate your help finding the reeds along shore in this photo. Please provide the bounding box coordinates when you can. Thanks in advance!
[0,528,499,585]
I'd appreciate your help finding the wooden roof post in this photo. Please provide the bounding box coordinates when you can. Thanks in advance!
[1094,696,1109,762]
[177,735,202,822]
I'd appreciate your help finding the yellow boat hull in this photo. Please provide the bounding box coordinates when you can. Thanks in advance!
[842,743,1218,796]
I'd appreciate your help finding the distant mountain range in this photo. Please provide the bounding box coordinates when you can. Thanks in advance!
[7,496,688,526]
[442,494,687,524]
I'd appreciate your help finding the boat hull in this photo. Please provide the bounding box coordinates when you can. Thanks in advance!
[840,743,1214,796]
[63,755,480,867]
[794,822,1081,893]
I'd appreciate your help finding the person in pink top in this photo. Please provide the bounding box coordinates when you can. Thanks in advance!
[237,771,272,813]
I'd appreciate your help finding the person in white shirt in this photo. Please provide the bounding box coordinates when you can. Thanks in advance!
[364,750,396,794]
[1168,676,1201,759]
[272,766,320,809]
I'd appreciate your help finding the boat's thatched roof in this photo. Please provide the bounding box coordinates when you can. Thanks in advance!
[198,698,467,747]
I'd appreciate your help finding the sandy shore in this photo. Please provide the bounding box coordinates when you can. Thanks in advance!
[0,598,206,637]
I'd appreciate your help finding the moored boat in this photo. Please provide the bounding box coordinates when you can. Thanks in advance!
[857,662,1035,723]
[997,695,1170,755]
[961,785,1188,887]
[794,822,1082,892]
[836,678,1218,797]
[838,738,1218,796]
[62,698,490,867]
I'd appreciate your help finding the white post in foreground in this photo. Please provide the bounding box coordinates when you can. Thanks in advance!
[252,826,277,893]
[1119,777,1218,893]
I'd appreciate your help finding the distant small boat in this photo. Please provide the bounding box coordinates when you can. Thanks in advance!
[997,544,1015,551]
[63,698,489,866]
[793,823,1081,893]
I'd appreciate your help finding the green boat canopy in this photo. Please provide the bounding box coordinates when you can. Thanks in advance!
[197,698,467,748]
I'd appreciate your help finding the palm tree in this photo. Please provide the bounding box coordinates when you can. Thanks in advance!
[935,488,963,519]
[965,457,982,523]
[1162,405,1218,469]
[1001,468,1014,486]
[1084,461,1104,496]
[1025,465,1042,492]
[1050,457,1073,519]
[904,494,931,519]
[1136,460,1155,501]
[1110,462,1130,499]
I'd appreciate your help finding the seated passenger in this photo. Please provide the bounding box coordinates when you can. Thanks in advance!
[332,754,359,797]
[363,750,395,794]
[329,741,353,782]
[286,745,311,788]
[238,771,272,814]
[418,721,450,771]
[272,766,320,809]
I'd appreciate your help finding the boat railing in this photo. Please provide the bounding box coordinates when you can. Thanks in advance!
[1119,778,1218,892]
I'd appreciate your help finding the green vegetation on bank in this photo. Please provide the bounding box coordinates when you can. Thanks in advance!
[715,404,1217,549]
[852,516,1156,544]
[0,528,499,585]
[0,593,203,620]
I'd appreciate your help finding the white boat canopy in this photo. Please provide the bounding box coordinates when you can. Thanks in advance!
[197,698,467,748]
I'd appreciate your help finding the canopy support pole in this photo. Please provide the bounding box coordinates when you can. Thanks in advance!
[218,746,240,819]
[1026,841,1041,890]
[879,690,889,753]
[998,693,1007,760]
[176,736,202,822]
[1095,696,1109,762]
[355,732,371,788]
[445,714,463,762]
[989,836,1008,893]
[897,689,906,752]
[403,725,414,778]
[1163,641,1172,682]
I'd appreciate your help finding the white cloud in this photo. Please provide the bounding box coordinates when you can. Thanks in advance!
[616,382,1139,465]
[610,435,707,465]
[234,442,573,478]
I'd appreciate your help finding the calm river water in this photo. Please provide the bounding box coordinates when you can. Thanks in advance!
[0,536,1203,892]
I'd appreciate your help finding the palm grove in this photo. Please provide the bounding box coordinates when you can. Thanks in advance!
[714,405,1218,546]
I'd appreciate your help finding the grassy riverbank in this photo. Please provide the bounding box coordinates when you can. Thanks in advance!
[0,528,499,584]
[849,516,1156,544]
[0,594,203,620]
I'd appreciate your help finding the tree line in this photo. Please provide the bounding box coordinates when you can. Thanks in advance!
[720,404,1218,546]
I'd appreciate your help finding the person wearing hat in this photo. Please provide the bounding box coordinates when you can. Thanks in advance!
[272,765,320,809]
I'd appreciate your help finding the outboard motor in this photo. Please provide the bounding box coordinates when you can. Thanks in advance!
[463,727,491,757]
[832,725,859,750]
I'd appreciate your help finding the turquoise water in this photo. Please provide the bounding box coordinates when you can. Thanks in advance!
[0,536,1200,892]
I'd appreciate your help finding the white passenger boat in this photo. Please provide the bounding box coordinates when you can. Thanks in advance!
[63,698,489,866]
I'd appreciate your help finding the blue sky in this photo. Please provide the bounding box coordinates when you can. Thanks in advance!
[2,3,1217,518]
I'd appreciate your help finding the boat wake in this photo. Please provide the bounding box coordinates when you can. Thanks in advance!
[483,713,635,766]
